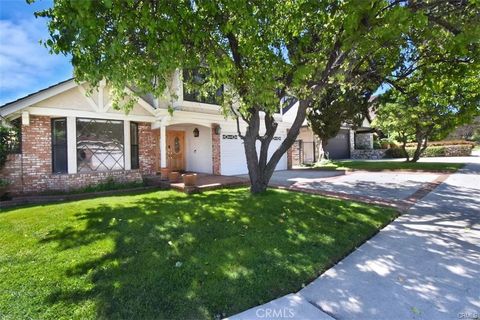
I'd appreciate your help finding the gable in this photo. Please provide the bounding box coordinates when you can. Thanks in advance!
[32,86,93,111]
[1,80,157,121]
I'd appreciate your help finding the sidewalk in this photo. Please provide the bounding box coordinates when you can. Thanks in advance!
[226,154,480,320]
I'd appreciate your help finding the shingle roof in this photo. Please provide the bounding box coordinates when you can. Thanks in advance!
[0,78,74,109]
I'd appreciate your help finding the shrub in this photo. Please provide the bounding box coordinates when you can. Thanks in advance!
[379,138,390,149]
[78,177,144,193]
[384,147,408,158]
[0,123,21,170]
[0,179,9,187]
[384,144,473,158]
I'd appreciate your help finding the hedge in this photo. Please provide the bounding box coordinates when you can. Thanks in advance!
[385,144,473,158]
[405,140,475,147]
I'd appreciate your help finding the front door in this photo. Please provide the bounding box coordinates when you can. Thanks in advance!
[166,130,185,171]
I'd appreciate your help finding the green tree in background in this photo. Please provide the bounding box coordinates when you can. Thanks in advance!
[374,64,480,162]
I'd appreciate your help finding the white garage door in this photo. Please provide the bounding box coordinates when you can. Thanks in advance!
[221,133,287,175]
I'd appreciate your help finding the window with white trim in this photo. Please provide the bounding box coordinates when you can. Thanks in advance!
[76,118,125,172]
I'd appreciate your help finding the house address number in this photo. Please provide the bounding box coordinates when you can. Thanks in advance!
[222,135,282,140]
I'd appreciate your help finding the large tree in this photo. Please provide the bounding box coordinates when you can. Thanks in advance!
[374,64,480,162]
[35,0,480,192]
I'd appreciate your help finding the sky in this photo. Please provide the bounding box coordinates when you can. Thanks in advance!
[0,0,72,106]
[0,0,388,107]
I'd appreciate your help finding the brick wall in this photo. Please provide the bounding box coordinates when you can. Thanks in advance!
[288,140,302,167]
[40,170,143,193]
[0,154,22,194]
[0,116,157,195]
[138,122,159,175]
[211,124,221,175]
[21,116,52,192]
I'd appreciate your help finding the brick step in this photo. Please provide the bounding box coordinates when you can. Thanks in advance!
[142,175,171,188]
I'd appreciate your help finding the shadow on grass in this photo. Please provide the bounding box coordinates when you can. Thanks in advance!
[39,188,393,319]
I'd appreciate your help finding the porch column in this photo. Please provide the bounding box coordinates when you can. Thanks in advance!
[124,120,131,170]
[66,116,77,174]
[211,124,221,175]
[160,124,167,168]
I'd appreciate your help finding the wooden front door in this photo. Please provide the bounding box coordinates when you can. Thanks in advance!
[166,130,185,171]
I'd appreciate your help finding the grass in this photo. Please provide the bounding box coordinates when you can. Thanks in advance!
[473,145,480,151]
[0,188,397,319]
[312,160,464,172]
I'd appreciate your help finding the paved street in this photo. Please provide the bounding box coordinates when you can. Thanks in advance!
[228,154,480,320]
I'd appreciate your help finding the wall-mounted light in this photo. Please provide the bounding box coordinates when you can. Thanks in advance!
[214,125,221,135]
[193,127,199,137]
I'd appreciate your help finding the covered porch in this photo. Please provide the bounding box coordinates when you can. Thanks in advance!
[154,119,222,175]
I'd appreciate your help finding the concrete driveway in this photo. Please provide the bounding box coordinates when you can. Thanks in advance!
[268,169,443,206]
[298,158,480,320]
[228,154,480,320]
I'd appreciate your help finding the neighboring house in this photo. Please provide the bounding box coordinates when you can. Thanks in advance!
[282,100,374,164]
[0,72,290,195]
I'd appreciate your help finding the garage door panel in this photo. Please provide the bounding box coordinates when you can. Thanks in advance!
[221,134,248,175]
[221,133,287,175]
[324,129,350,159]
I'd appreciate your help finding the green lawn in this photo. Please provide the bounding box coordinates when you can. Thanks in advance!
[313,160,464,172]
[0,188,396,319]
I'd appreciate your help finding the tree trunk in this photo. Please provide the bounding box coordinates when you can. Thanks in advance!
[242,100,309,193]
[321,139,329,160]
[410,137,428,162]
[400,140,409,162]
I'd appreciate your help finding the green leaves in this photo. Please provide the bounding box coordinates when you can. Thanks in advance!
[34,0,479,130]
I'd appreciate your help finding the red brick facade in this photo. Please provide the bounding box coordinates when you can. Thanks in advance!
[138,122,160,175]
[288,141,301,168]
[1,116,158,195]
[211,124,221,175]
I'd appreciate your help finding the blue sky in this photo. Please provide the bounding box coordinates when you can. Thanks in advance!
[0,0,72,105]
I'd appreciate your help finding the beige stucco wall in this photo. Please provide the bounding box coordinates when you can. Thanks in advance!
[32,84,154,116]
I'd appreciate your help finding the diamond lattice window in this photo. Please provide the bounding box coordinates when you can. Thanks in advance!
[76,118,125,172]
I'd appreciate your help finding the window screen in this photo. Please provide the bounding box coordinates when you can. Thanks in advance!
[183,68,223,105]
[76,118,124,172]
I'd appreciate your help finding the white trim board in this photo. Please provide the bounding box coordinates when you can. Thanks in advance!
[27,107,157,123]
[0,80,77,117]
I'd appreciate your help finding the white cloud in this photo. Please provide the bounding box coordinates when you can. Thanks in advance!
[0,18,72,104]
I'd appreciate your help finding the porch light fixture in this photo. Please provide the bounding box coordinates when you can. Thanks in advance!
[193,127,200,137]
[214,125,221,135]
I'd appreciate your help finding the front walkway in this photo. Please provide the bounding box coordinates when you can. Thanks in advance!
[227,155,480,320]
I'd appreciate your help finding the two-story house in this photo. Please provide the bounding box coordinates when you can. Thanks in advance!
[0,71,290,194]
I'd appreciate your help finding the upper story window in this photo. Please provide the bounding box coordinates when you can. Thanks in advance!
[76,118,124,172]
[183,69,223,105]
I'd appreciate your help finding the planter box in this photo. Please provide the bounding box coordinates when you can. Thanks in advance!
[160,168,170,180]
[182,173,197,187]
[169,171,180,183]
